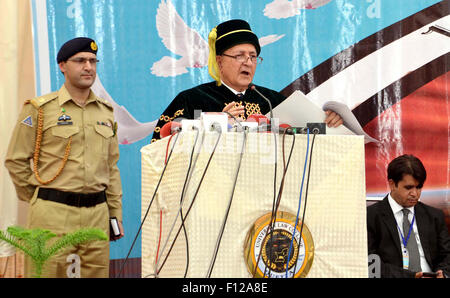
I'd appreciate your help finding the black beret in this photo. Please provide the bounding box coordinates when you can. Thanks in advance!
[57,37,98,63]
[215,19,260,55]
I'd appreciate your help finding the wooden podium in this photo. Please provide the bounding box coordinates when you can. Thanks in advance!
[141,132,368,278]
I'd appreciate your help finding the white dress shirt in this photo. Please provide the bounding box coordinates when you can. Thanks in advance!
[388,194,432,272]
[221,81,246,96]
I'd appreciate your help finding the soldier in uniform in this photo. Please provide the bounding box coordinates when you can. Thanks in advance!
[151,19,343,141]
[5,37,124,278]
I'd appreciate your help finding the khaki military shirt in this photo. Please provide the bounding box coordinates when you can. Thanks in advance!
[5,85,122,220]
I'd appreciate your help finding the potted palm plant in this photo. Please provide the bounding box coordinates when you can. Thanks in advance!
[0,226,107,278]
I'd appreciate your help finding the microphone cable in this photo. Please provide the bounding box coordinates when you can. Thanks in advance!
[206,129,248,278]
[284,128,309,278]
[116,132,181,278]
[261,128,296,278]
[178,128,201,278]
[154,127,201,278]
[156,127,222,277]
[271,128,296,221]
[252,125,278,278]
[248,84,279,277]
[287,129,318,278]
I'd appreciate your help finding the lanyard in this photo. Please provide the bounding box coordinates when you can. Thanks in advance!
[396,213,415,248]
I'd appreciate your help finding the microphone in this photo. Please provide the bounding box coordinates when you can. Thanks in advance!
[247,114,295,134]
[247,114,270,133]
[210,122,223,133]
[160,121,182,138]
[247,113,269,125]
[249,83,273,120]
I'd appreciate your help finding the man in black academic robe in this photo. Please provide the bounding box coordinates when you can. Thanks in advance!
[152,19,342,142]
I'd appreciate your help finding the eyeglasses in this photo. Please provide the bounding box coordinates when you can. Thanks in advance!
[221,54,263,64]
[67,58,99,65]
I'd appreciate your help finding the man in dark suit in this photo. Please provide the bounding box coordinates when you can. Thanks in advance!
[367,154,450,278]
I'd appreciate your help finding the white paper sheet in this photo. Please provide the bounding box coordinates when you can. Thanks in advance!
[270,90,378,143]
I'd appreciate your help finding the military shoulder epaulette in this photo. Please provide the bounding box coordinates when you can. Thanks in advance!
[97,96,114,110]
[29,92,58,109]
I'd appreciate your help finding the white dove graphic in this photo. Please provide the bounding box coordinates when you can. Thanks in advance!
[151,0,285,77]
[91,77,157,145]
[264,0,333,19]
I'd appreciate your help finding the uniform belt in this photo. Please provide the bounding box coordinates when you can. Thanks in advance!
[37,188,106,208]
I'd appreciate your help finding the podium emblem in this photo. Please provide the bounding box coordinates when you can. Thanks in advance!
[244,211,314,278]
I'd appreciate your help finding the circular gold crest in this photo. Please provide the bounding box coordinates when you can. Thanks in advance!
[244,211,314,278]
[90,41,98,51]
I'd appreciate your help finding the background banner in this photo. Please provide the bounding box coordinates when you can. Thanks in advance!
[27,0,449,266]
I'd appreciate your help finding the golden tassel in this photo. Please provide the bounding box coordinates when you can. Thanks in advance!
[208,27,221,86]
